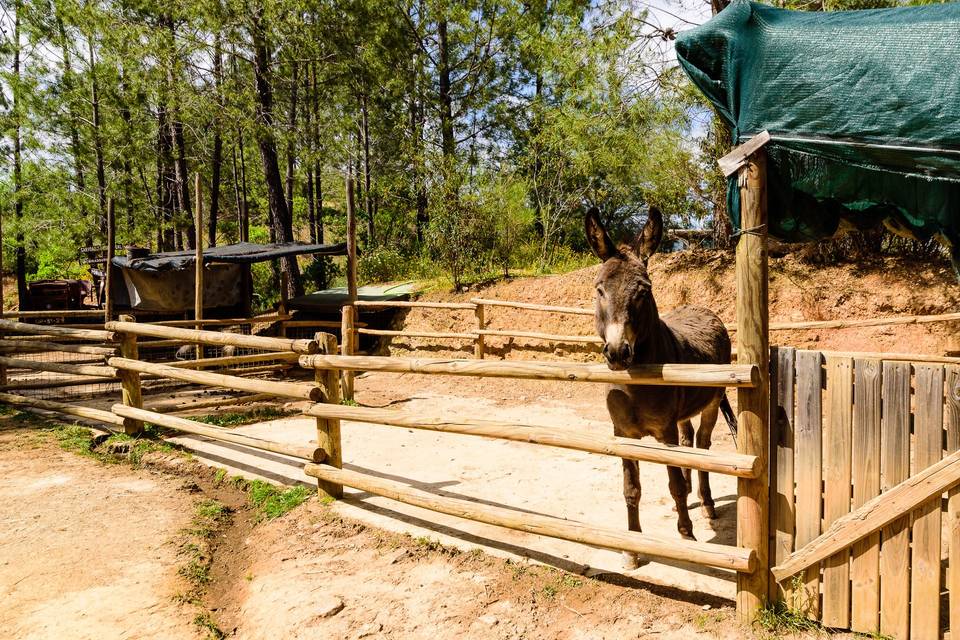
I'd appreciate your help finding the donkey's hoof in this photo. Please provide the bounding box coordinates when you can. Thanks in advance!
[701,504,718,520]
[622,551,649,570]
[678,528,697,541]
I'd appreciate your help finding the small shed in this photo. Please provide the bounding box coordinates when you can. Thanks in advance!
[108,241,347,317]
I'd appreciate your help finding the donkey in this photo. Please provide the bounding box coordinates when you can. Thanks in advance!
[584,206,737,567]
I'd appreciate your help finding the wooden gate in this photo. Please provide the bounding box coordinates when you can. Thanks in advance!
[769,348,960,639]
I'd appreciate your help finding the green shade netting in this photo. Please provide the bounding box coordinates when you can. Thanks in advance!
[676,0,960,271]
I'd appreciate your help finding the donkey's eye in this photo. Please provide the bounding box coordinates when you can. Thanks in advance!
[596,287,604,298]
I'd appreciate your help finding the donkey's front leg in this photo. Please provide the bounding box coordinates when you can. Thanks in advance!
[621,458,645,569]
[663,425,695,540]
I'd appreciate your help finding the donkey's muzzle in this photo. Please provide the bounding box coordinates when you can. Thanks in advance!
[602,342,633,371]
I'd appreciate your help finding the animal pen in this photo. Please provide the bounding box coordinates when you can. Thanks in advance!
[3,3,960,640]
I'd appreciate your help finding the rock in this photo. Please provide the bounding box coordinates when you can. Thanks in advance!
[316,594,345,618]
[702,604,712,611]
[477,615,499,627]
[355,622,382,638]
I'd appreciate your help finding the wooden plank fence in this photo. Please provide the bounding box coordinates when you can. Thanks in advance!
[770,351,960,639]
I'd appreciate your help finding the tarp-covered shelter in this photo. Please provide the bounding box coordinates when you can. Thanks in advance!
[676,0,960,272]
[109,241,347,314]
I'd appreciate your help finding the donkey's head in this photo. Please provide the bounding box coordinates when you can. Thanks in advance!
[584,207,663,370]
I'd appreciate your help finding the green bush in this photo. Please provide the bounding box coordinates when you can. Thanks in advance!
[358,247,409,284]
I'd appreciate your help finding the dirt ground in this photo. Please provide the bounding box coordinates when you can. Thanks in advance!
[0,423,198,640]
[0,416,763,640]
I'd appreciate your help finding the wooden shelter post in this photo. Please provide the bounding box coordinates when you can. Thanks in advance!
[193,174,204,359]
[729,138,771,620]
[342,171,358,399]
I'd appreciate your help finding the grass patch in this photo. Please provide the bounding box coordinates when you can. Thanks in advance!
[247,479,311,521]
[340,398,359,407]
[177,498,230,598]
[756,578,823,636]
[193,611,226,640]
[194,407,294,429]
[213,468,227,485]
[53,424,97,455]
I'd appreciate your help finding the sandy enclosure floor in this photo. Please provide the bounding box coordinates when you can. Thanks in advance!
[169,371,741,603]
[0,425,198,640]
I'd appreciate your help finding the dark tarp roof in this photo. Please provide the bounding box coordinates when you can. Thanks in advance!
[676,0,960,273]
[112,241,347,272]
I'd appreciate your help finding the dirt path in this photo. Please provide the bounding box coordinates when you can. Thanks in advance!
[0,423,199,640]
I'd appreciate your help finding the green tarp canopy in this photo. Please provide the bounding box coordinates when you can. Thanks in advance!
[676,0,960,273]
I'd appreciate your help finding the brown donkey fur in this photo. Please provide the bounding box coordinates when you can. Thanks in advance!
[585,207,737,568]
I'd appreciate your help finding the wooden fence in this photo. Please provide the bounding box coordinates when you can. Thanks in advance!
[345,299,960,363]
[768,348,960,639]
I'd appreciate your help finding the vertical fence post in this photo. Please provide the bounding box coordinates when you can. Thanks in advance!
[735,148,770,621]
[117,314,143,435]
[340,304,355,399]
[474,302,485,359]
[105,198,115,322]
[278,271,288,338]
[194,174,204,360]
[314,332,342,499]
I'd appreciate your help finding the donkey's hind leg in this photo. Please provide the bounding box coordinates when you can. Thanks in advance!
[696,398,722,520]
[679,419,694,496]
[621,458,645,569]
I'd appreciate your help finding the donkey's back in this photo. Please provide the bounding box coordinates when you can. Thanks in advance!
[660,305,731,365]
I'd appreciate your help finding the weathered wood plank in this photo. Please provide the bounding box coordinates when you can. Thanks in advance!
[947,365,960,639]
[770,347,796,603]
[822,357,853,628]
[910,365,944,640]
[772,442,960,583]
[880,361,911,640]
[794,350,823,618]
[850,358,882,634]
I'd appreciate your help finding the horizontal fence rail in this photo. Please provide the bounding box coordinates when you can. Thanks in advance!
[108,356,322,401]
[0,391,124,427]
[0,318,115,341]
[112,404,320,461]
[0,355,116,378]
[305,403,760,477]
[104,320,318,354]
[304,463,755,573]
[0,339,118,356]
[163,352,300,370]
[299,354,759,387]
[0,309,106,319]
[471,297,594,316]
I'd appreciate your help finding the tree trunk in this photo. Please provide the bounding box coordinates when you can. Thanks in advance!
[209,36,225,247]
[304,64,316,244]
[87,34,107,239]
[119,65,135,236]
[285,61,299,219]
[251,7,303,299]
[156,105,176,252]
[13,3,27,308]
[55,14,86,198]
[311,63,323,245]
[166,18,193,249]
[438,19,455,160]
[361,92,374,246]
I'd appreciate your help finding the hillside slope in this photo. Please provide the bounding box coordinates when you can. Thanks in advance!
[389,251,959,361]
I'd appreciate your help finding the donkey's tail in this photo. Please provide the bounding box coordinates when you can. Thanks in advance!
[719,394,738,439]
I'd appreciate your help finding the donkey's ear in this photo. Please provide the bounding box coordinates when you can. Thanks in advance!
[584,207,616,261]
[635,206,663,263]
